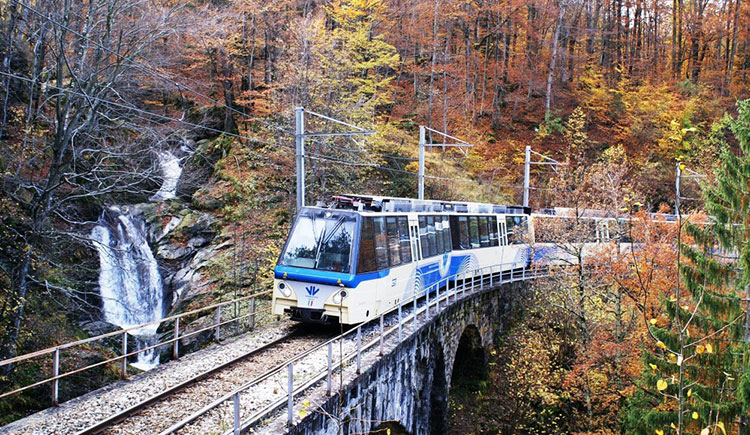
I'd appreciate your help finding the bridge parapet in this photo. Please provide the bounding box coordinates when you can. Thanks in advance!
[277,279,531,435]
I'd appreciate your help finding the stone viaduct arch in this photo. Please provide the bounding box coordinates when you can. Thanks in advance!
[289,280,529,435]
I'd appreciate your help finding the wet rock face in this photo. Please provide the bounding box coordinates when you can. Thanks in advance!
[142,207,221,308]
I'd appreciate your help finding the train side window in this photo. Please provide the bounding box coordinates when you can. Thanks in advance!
[442,217,451,252]
[469,216,480,248]
[435,216,445,254]
[478,216,490,247]
[419,216,430,259]
[426,216,437,257]
[459,216,470,249]
[506,216,515,244]
[398,217,412,263]
[373,217,389,270]
[517,216,528,244]
[386,217,402,267]
[489,216,499,246]
[357,217,377,274]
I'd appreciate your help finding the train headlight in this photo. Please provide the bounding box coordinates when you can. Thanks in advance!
[332,289,348,305]
[278,281,292,298]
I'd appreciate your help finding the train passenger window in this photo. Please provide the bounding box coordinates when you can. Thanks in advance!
[427,216,437,257]
[357,218,377,274]
[468,216,480,248]
[478,216,490,247]
[435,217,445,254]
[419,216,431,259]
[459,216,470,249]
[398,217,412,263]
[489,216,499,246]
[386,217,402,267]
[506,216,516,244]
[373,217,390,270]
[442,217,451,252]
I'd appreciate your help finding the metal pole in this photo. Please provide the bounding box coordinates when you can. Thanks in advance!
[233,392,241,435]
[121,332,128,379]
[215,306,222,342]
[379,315,384,356]
[523,145,531,207]
[173,317,180,360]
[398,304,402,341]
[675,162,681,216]
[249,296,256,330]
[413,286,418,331]
[418,125,426,200]
[52,348,59,405]
[356,327,362,374]
[327,342,332,396]
[295,107,306,211]
[287,362,294,426]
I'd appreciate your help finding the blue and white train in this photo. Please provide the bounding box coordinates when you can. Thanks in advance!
[272,195,531,325]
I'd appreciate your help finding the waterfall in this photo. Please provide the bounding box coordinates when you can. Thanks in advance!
[91,207,164,370]
[150,151,182,201]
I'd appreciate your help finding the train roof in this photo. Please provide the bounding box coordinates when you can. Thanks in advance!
[318,194,531,215]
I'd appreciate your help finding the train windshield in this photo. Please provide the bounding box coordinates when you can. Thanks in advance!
[280,209,357,273]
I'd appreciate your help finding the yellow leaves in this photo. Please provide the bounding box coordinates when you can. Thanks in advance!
[657,379,668,391]
[650,318,658,326]
[706,343,714,354]
[655,430,664,435]
[692,411,699,420]
[696,345,706,354]
[649,363,658,371]
[656,341,667,349]
[688,388,693,397]
[717,421,726,435]
[700,428,710,435]
[671,423,678,429]
[302,400,310,408]
[298,409,308,418]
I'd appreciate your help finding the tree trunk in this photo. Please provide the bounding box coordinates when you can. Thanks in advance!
[546,0,567,119]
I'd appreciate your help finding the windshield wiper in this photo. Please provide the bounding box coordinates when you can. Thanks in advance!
[313,216,346,269]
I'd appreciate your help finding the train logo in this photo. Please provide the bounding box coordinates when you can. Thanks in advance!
[306,285,320,296]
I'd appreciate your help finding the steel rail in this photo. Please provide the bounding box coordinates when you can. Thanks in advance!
[75,328,304,435]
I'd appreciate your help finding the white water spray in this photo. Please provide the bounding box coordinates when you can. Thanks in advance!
[91,208,164,370]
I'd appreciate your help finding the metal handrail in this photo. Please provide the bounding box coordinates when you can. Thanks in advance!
[170,261,547,435]
[0,290,272,404]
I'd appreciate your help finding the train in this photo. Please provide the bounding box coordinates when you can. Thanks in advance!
[271,194,675,325]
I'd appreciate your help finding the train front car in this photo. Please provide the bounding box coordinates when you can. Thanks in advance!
[273,207,359,324]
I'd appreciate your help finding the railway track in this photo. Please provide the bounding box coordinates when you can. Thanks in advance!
[76,326,336,435]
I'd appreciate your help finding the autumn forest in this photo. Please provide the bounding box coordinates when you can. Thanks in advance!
[1,0,750,433]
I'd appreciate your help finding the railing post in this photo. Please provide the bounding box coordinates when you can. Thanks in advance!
[356,326,362,374]
[396,303,401,341]
[215,306,222,342]
[121,332,128,379]
[379,315,384,356]
[173,317,180,360]
[287,362,294,426]
[234,300,240,335]
[249,296,256,330]
[436,283,440,312]
[233,392,241,435]
[413,287,417,331]
[327,342,332,396]
[52,348,60,406]
[425,286,430,319]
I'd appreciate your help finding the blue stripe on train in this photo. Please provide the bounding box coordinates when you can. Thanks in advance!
[274,265,389,288]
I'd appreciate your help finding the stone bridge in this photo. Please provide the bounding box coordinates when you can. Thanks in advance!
[288,279,531,435]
